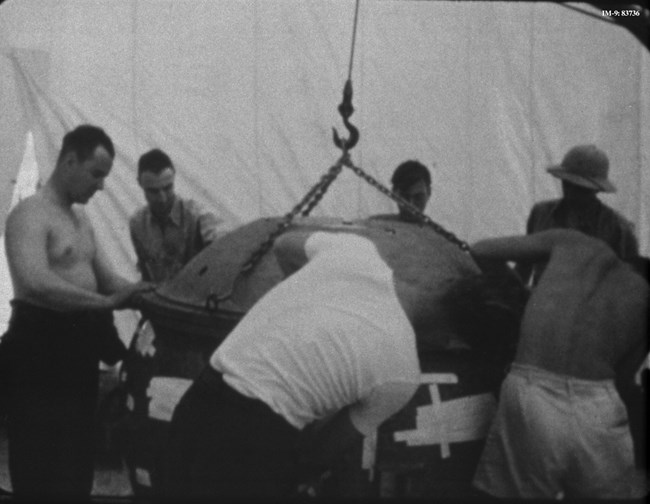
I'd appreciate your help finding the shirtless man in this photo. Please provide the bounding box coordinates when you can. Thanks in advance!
[0,125,152,499]
[471,229,648,499]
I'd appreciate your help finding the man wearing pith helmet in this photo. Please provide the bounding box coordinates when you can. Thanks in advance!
[516,144,639,286]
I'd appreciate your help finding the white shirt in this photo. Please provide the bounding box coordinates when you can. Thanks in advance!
[210,232,420,433]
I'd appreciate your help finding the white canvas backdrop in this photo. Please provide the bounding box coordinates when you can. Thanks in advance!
[1,0,649,337]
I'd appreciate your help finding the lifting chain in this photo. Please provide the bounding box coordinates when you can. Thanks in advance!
[238,150,469,284]
[240,0,361,278]
[206,0,469,312]
[207,151,468,314]
[239,156,347,275]
[205,157,347,311]
[340,156,471,253]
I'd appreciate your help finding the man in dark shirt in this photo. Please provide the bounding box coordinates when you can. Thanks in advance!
[516,144,638,286]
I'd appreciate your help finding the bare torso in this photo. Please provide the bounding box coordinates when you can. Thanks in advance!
[516,238,648,379]
[9,192,100,306]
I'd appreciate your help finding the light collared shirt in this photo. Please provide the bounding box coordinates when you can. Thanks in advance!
[129,197,219,282]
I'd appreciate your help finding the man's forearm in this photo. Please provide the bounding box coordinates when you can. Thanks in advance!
[22,276,116,312]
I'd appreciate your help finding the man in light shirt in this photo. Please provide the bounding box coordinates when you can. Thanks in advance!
[129,148,218,283]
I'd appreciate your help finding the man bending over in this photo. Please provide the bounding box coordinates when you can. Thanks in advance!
[162,228,526,499]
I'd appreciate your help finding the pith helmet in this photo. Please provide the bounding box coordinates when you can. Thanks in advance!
[547,144,616,193]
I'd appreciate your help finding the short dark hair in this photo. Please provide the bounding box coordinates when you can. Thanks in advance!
[57,124,114,164]
[138,148,174,178]
[391,160,431,191]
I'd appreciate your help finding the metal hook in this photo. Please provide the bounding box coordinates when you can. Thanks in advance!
[332,79,359,151]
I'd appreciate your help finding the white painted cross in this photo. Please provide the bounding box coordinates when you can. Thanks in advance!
[393,373,497,459]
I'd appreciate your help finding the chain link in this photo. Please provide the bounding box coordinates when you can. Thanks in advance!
[240,151,469,280]
[239,156,347,275]
[340,157,471,253]
[217,151,470,310]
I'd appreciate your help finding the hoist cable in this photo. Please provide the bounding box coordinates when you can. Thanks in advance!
[333,0,362,152]
[347,0,361,80]
[209,0,469,311]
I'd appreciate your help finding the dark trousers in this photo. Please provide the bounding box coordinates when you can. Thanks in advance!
[163,366,302,499]
[1,301,107,500]
[8,389,96,499]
